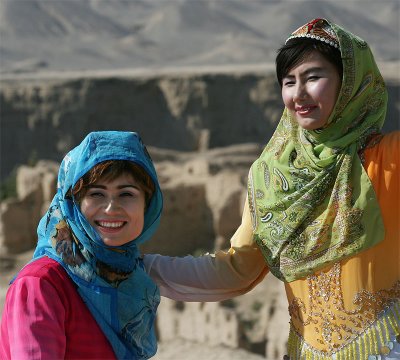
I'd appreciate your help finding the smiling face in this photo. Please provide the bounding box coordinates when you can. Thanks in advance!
[281,50,342,130]
[80,172,146,247]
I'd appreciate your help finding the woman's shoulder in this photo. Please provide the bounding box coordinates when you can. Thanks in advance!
[363,131,400,164]
[13,256,70,288]
[378,131,400,149]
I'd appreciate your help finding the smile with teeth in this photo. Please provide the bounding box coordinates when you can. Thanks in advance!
[296,105,317,115]
[96,221,126,229]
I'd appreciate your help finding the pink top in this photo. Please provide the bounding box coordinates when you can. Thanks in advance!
[0,256,116,360]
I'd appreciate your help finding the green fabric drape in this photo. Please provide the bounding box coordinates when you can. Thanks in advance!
[248,19,387,282]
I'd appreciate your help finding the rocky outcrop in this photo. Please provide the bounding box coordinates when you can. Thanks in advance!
[142,143,263,255]
[0,71,283,182]
[156,274,290,359]
[2,70,398,182]
[0,161,58,253]
[0,143,263,257]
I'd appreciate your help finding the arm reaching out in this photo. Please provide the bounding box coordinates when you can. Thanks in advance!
[144,197,269,301]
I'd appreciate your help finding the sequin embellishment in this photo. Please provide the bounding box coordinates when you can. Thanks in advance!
[287,263,400,359]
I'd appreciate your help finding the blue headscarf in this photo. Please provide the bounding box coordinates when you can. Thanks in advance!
[33,131,163,359]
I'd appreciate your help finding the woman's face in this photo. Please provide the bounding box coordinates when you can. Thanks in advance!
[281,50,342,130]
[80,172,146,247]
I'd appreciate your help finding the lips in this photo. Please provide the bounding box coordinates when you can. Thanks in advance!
[95,221,126,232]
[295,105,318,115]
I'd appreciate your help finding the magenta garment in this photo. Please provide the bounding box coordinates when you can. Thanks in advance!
[0,256,116,360]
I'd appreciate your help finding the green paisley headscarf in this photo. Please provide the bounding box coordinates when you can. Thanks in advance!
[248,18,387,282]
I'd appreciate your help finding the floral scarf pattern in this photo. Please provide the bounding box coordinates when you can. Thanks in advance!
[248,19,387,282]
[33,131,163,359]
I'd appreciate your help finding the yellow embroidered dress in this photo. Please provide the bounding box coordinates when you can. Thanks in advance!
[144,19,399,359]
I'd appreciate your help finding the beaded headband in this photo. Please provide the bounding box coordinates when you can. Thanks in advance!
[285,18,339,49]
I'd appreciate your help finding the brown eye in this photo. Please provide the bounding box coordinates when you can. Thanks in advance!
[283,80,295,87]
[87,190,104,198]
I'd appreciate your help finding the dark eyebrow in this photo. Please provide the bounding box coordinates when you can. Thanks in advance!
[118,185,140,190]
[88,184,140,190]
[284,67,325,79]
[301,67,325,75]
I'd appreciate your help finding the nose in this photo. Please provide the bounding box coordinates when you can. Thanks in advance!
[293,83,307,102]
[104,198,121,213]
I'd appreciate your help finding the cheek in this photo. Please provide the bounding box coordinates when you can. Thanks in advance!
[281,89,293,109]
[126,199,145,218]
[133,204,146,223]
[79,200,94,222]
[321,89,338,114]
[315,81,338,109]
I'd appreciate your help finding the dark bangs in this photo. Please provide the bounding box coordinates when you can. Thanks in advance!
[71,160,155,204]
[276,38,343,87]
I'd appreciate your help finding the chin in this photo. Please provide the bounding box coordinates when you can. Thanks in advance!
[102,239,128,247]
[298,119,326,131]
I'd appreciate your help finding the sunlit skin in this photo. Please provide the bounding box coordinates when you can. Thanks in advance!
[80,173,146,247]
[281,50,342,130]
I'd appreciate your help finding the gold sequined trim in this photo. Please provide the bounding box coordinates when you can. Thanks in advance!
[288,263,400,353]
[287,300,400,359]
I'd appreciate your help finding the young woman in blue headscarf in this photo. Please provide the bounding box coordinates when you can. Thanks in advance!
[0,131,163,360]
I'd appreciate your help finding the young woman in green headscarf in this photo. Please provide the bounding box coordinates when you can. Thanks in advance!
[144,19,400,359]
